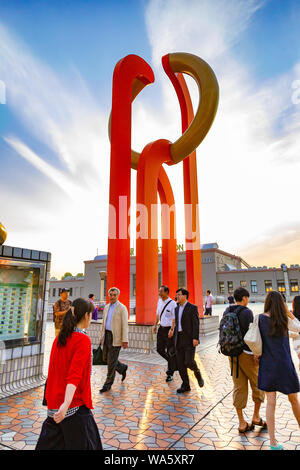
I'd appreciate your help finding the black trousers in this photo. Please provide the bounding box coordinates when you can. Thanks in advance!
[157,326,177,375]
[35,406,102,450]
[176,333,202,388]
[103,330,127,387]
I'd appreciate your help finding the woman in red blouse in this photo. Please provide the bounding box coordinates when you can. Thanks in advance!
[36,298,102,450]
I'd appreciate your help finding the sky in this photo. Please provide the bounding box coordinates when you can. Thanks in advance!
[1,0,300,278]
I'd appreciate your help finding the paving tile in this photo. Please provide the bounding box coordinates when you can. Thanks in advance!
[1,432,16,441]
[2,326,300,451]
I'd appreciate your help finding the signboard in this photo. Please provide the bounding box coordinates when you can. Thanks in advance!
[0,266,40,342]
[130,244,184,256]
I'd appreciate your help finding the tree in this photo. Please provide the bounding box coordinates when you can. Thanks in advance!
[61,272,72,280]
[76,273,84,278]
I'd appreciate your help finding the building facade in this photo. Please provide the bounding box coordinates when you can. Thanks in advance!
[216,264,300,302]
[49,244,300,307]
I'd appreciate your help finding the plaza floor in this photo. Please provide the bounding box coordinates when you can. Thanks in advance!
[1,319,300,451]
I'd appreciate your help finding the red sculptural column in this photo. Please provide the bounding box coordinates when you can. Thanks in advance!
[179,74,204,316]
[107,55,154,314]
[158,167,178,299]
[135,140,174,324]
[162,55,204,315]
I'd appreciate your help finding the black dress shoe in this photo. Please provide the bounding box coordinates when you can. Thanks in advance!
[100,385,111,393]
[121,365,128,382]
[176,386,191,394]
[196,373,204,388]
[166,375,173,382]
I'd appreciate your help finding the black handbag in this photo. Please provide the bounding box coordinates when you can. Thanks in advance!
[92,345,107,365]
[168,343,176,358]
[42,379,47,406]
[167,335,178,371]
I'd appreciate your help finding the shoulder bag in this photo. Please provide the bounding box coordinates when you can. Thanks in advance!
[244,314,262,356]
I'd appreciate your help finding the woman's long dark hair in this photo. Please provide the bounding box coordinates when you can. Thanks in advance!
[58,298,93,346]
[264,291,288,337]
[293,296,300,321]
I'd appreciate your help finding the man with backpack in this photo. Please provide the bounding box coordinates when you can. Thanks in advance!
[219,287,265,433]
[53,288,72,337]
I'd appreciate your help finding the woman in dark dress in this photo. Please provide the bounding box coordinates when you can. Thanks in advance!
[258,291,300,450]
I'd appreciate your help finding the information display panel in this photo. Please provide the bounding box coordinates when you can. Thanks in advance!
[0,262,45,345]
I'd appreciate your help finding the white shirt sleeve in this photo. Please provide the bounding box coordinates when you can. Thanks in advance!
[170,300,177,319]
[288,317,300,332]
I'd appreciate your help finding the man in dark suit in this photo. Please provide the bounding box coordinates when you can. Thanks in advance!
[169,288,204,393]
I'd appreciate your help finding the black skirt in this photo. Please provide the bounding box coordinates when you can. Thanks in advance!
[35,405,102,450]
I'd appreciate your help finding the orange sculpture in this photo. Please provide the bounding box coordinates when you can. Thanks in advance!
[107,52,219,324]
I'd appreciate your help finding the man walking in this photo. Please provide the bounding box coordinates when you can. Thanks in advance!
[53,288,72,337]
[99,287,128,393]
[204,290,213,316]
[222,287,265,433]
[169,288,204,393]
[153,286,177,382]
[89,293,98,321]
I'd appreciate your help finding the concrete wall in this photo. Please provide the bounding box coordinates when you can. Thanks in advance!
[84,260,105,300]
[201,256,218,297]
[86,316,219,354]
[49,278,85,303]
[81,249,233,304]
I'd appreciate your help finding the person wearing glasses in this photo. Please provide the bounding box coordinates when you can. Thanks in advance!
[169,288,204,393]
[99,287,128,393]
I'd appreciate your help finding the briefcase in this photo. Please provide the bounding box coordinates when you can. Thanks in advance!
[92,345,107,365]
[167,343,178,372]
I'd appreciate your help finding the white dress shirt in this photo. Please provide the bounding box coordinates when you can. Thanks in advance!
[156,297,177,327]
[105,301,118,331]
[178,301,188,332]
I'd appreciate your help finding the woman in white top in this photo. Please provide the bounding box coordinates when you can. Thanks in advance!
[291,296,300,365]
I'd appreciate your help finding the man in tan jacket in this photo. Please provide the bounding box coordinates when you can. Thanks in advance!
[99,287,129,393]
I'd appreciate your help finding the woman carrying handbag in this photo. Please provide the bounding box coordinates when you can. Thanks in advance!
[248,291,300,450]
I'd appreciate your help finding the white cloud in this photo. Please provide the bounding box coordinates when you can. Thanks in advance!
[3,136,78,197]
[146,0,264,66]
[0,22,110,277]
[1,0,300,279]
[0,79,6,104]
[143,0,300,266]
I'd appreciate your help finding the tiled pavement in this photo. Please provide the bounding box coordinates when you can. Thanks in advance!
[1,325,300,450]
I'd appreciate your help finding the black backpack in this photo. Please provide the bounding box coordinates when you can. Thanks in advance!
[218,306,245,378]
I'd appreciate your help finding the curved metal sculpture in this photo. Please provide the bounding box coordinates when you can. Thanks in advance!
[109,52,219,169]
[0,222,7,245]
[107,52,219,324]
